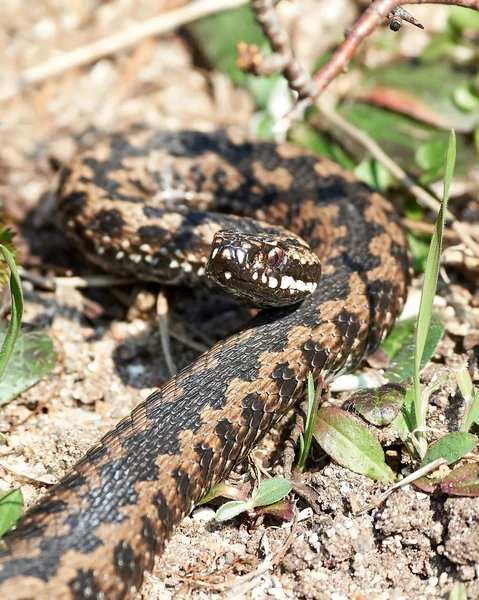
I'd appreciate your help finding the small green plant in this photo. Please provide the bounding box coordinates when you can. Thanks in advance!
[0,244,23,380]
[0,242,25,540]
[296,374,322,471]
[293,130,478,498]
[455,366,479,432]
[0,489,23,538]
[448,582,467,600]
[215,477,293,523]
[0,237,57,407]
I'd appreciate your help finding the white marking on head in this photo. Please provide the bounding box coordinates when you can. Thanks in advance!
[211,248,219,259]
[252,272,259,281]
[116,251,124,260]
[261,273,267,284]
[268,277,278,289]
[224,271,232,280]
[280,276,291,289]
[236,249,247,265]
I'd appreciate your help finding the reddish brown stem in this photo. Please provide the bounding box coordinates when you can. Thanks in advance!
[242,0,479,128]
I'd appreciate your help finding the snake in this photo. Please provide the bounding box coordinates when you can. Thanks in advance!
[0,129,410,600]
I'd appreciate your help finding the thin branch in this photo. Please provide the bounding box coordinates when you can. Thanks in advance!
[0,0,248,103]
[389,6,425,30]
[303,1,479,118]
[240,0,479,130]
[237,0,316,98]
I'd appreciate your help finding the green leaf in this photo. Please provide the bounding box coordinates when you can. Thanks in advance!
[441,463,479,497]
[420,432,477,468]
[415,140,447,169]
[448,7,479,31]
[412,475,441,494]
[215,500,251,522]
[453,83,479,113]
[392,386,417,454]
[0,488,23,539]
[349,383,407,426]
[288,123,356,169]
[447,582,468,600]
[384,315,444,382]
[187,4,267,90]
[314,406,395,483]
[415,140,448,184]
[0,225,17,284]
[199,482,247,505]
[252,477,292,508]
[255,499,295,521]
[0,327,57,405]
[382,317,416,361]
[0,245,23,381]
[455,367,479,432]
[354,159,395,191]
[297,374,323,471]
[352,61,479,135]
[406,232,431,273]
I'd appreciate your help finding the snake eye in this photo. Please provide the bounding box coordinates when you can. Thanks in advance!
[267,247,283,268]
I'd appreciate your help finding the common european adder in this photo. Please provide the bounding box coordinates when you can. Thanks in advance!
[0,130,410,600]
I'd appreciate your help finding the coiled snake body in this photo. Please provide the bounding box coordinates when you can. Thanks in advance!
[0,130,410,599]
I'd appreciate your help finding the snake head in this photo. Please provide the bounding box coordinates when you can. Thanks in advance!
[205,230,321,308]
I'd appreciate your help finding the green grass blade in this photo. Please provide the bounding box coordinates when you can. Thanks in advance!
[413,130,456,455]
[0,245,23,380]
[464,388,479,432]
[455,367,479,431]
[297,374,322,471]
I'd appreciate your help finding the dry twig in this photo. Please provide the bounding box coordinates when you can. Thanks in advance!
[157,290,177,377]
[351,457,447,514]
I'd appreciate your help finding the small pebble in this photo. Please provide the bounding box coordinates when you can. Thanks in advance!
[191,507,216,522]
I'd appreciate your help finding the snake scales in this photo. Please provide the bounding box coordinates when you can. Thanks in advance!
[0,130,410,599]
